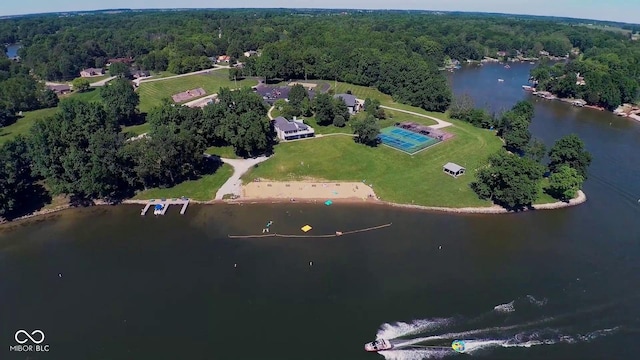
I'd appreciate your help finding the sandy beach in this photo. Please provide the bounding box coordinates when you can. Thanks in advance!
[242,181,376,201]
[2,184,586,226]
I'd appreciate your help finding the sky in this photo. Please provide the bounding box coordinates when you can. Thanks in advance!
[2,0,638,24]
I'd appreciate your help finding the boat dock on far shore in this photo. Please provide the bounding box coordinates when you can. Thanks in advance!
[140,198,190,216]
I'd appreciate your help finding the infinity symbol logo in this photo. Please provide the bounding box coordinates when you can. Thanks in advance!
[15,330,45,344]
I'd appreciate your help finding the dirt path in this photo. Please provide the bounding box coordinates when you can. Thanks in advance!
[136,66,229,85]
[379,105,452,129]
[214,156,270,200]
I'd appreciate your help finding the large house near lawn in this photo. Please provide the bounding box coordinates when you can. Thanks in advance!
[80,68,104,77]
[333,93,362,114]
[273,116,315,141]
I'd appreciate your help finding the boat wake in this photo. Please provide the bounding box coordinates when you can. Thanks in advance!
[374,296,622,359]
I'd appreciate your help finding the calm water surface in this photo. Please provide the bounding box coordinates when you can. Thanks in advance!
[1,63,639,360]
[5,44,21,58]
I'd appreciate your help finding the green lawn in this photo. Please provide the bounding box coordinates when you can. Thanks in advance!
[122,122,151,136]
[137,70,258,112]
[331,81,450,120]
[0,108,59,145]
[205,145,238,159]
[72,74,111,84]
[149,71,177,79]
[332,82,393,103]
[244,116,504,207]
[132,163,233,201]
[67,88,103,103]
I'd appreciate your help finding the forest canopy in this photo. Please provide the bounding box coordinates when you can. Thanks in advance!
[2,9,639,111]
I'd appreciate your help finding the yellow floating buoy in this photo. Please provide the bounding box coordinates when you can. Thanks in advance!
[301,224,312,232]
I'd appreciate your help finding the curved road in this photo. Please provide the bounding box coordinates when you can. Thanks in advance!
[214,156,270,200]
[380,105,452,129]
[136,66,229,85]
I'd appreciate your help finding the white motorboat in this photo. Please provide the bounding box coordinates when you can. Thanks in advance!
[364,339,393,352]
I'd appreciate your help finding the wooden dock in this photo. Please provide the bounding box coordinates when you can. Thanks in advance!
[140,198,190,216]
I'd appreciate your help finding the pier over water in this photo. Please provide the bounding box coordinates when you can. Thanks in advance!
[140,198,190,216]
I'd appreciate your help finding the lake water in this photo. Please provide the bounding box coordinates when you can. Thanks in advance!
[1,63,640,360]
[5,44,20,58]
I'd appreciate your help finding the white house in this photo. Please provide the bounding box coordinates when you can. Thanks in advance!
[273,116,315,141]
[443,162,466,178]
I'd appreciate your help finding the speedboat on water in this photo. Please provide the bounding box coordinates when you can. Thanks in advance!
[364,339,393,352]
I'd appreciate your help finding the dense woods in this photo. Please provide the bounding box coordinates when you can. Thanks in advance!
[2,9,639,113]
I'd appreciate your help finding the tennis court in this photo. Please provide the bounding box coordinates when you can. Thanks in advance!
[378,126,440,154]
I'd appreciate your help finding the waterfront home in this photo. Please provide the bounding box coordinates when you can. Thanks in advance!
[273,116,315,141]
[80,68,104,77]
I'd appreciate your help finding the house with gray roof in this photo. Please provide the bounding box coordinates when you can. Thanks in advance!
[443,162,465,178]
[273,116,315,141]
[333,93,362,114]
[47,84,72,95]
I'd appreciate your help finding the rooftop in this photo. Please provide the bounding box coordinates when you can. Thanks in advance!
[273,116,309,132]
[443,162,465,173]
[334,93,357,107]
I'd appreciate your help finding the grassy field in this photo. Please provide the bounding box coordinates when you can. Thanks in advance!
[244,115,504,207]
[122,123,151,136]
[132,164,233,201]
[0,108,59,145]
[149,71,177,79]
[205,145,238,159]
[72,74,111,84]
[137,70,258,112]
[65,88,103,103]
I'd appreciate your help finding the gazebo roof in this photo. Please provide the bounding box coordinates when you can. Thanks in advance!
[443,162,465,173]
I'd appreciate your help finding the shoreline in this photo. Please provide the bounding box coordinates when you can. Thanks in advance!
[3,190,586,225]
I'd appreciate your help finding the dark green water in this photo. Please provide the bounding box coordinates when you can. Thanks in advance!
[2,63,640,360]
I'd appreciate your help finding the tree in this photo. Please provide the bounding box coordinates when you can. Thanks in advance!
[526,138,547,163]
[333,97,350,122]
[548,134,592,179]
[0,136,43,219]
[313,93,335,125]
[38,88,59,108]
[448,93,475,119]
[333,115,346,127]
[201,88,273,156]
[100,77,139,126]
[131,123,206,188]
[471,150,545,210]
[547,165,584,201]
[501,113,531,153]
[72,78,91,92]
[28,100,131,201]
[109,62,130,78]
[352,114,380,146]
[510,100,534,122]
[288,84,308,108]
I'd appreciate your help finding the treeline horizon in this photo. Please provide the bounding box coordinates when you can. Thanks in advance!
[2,9,638,113]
